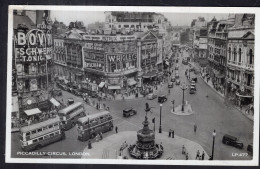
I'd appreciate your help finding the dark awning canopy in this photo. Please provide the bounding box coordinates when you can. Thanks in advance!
[142,70,157,79]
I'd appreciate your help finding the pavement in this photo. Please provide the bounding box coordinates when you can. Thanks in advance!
[81,131,209,160]
[171,104,194,116]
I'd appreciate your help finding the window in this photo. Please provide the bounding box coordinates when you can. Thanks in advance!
[26,132,30,136]
[31,130,36,134]
[249,49,253,64]
[50,133,54,137]
[228,47,231,60]
[118,25,121,28]
[233,48,237,61]
[238,48,242,62]
[37,128,42,132]
[33,139,38,143]
[39,137,43,141]
[49,125,53,128]
[54,123,58,127]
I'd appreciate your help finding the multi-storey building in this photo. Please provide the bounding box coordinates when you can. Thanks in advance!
[104,12,170,35]
[207,18,230,95]
[12,10,53,120]
[226,14,255,107]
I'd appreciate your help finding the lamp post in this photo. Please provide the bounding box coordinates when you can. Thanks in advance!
[159,104,162,133]
[211,130,216,160]
[180,83,188,112]
[172,99,175,112]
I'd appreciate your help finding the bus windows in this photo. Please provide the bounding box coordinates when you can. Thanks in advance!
[26,132,30,136]
[39,137,44,141]
[37,128,42,132]
[33,139,38,143]
[49,124,53,128]
[50,133,54,137]
[31,130,36,134]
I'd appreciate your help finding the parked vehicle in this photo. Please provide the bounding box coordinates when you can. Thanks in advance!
[123,108,137,117]
[158,95,167,103]
[189,86,196,94]
[175,74,180,79]
[147,93,157,100]
[176,79,180,85]
[247,143,253,155]
[67,98,74,105]
[171,77,176,82]
[222,134,244,149]
[168,82,174,88]
[53,89,62,96]
[191,77,197,83]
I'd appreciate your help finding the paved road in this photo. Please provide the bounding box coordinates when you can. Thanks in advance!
[11,50,253,160]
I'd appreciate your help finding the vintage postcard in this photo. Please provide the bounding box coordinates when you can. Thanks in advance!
[6,5,259,165]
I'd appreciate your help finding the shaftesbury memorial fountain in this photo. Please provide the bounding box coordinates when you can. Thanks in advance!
[128,115,164,159]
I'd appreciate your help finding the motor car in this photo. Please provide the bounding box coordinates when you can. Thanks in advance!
[147,93,157,100]
[67,98,74,105]
[158,95,167,103]
[53,89,62,96]
[247,143,253,155]
[190,81,196,87]
[175,74,179,79]
[191,77,197,83]
[171,77,176,82]
[74,89,82,96]
[175,66,179,70]
[168,82,174,88]
[189,86,196,94]
[176,79,180,85]
[123,108,137,117]
[222,134,244,149]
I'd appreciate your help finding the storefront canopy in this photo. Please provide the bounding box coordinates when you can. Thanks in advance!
[99,82,105,88]
[50,98,61,107]
[143,70,157,79]
[236,91,253,98]
[24,108,42,116]
[108,85,121,90]
[128,79,137,86]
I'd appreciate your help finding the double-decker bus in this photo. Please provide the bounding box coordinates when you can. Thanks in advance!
[58,102,86,130]
[77,111,113,141]
[20,116,65,151]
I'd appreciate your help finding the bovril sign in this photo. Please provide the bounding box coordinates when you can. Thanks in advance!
[107,53,137,63]
[83,35,136,42]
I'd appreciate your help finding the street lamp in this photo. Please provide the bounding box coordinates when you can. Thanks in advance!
[180,83,188,112]
[172,99,175,112]
[211,130,216,160]
[159,104,162,133]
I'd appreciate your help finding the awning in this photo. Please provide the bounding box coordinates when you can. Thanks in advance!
[99,82,105,88]
[128,79,137,86]
[50,98,61,107]
[236,91,253,98]
[24,108,42,116]
[143,70,157,79]
[108,85,121,90]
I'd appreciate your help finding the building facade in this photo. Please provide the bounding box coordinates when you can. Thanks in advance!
[226,14,255,107]
[207,18,229,95]
[13,10,53,120]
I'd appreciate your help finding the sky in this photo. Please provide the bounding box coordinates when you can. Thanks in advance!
[50,10,229,27]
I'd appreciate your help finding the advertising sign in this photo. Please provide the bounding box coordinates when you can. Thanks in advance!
[83,35,136,41]
[107,53,137,63]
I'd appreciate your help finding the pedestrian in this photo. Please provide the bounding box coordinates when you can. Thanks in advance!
[186,153,189,160]
[88,140,92,149]
[171,129,174,138]
[194,124,197,133]
[202,151,205,160]
[196,150,200,159]
[96,103,99,110]
[115,126,118,133]
[182,145,186,154]
[168,129,172,137]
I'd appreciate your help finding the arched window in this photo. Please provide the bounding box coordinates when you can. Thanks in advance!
[228,47,231,60]
[238,48,242,62]
[233,48,237,61]
[249,49,253,64]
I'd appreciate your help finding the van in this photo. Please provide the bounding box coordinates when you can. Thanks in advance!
[222,134,243,149]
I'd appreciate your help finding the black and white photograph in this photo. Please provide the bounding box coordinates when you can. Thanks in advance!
[6,6,259,165]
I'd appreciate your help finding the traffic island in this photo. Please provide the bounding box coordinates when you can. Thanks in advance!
[81,131,208,160]
[171,104,194,116]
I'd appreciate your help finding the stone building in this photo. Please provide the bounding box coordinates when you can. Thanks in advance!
[226,14,255,107]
